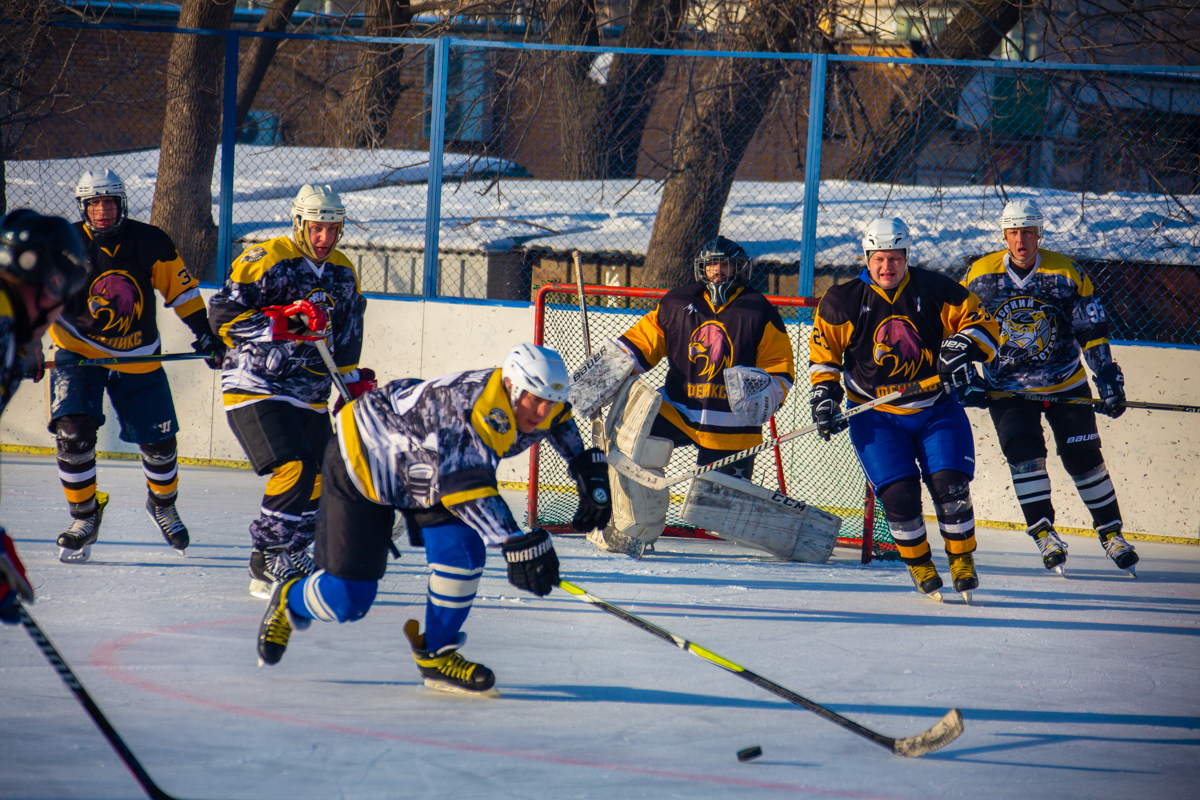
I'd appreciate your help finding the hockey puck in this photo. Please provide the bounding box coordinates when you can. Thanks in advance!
[736,745,763,762]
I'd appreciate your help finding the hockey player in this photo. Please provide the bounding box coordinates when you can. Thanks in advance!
[810,218,1000,602]
[208,185,370,598]
[255,344,611,697]
[0,210,89,621]
[964,200,1138,577]
[580,236,794,554]
[49,170,225,563]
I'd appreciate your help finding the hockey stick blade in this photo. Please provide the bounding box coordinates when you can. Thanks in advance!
[986,391,1200,414]
[16,600,195,800]
[558,580,964,757]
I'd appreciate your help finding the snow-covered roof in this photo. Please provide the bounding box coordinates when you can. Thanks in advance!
[6,145,1197,269]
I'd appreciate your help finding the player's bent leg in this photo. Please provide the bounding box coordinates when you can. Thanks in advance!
[877,477,943,601]
[289,410,334,573]
[248,456,320,595]
[52,415,106,563]
[140,436,189,554]
[927,470,978,597]
[257,578,311,667]
[1061,450,1137,575]
[286,570,377,623]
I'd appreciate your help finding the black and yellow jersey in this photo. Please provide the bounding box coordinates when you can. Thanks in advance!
[810,267,999,415]
[50,220,208,374]
[208,236,366,410]
[616,282,794,451]
[337,367,585,545]
[0,287,29,417]
[963,249,1114,394]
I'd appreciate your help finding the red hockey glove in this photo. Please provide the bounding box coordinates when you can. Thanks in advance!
[0,529,33,624]
[262,300,329,342]
[332,368,378,414]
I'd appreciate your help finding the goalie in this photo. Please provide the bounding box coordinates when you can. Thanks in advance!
[572,236,794,555]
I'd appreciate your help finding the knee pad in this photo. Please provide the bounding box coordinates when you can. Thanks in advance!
[139,436,177,465]
[1002,433,1047,466]
[54,414,99,458]
[927,470,971,510]
[1061,449,1104,478]
[876,476,922,522]
[298,571,377,623]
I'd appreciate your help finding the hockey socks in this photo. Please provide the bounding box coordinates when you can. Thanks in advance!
[286,570,376,623]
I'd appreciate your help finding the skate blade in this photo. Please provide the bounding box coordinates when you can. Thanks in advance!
[59,545,92,564]
[423,678,500,699]
[923,590,944,604]
[249,578,274,599]
[1054,565,1067,578]
[1124,565,1137,579]
[960,591,973,605]
[172,547,187,557]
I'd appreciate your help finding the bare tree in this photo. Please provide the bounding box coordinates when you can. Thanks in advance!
[150,0,236,278]
[234,0,303,131]
[336,0,414,148]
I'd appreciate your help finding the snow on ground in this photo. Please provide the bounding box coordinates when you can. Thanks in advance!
[6,146,1197,268]
[2,452,1198,800]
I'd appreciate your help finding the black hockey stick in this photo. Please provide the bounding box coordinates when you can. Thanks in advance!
[15,599,190,800]
[986,391,1200,414]
[557,580,964,757]
[45,352,213,370]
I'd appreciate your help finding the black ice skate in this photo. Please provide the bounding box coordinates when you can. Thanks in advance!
[145,497,189,555]
[1098,522,1138,578]
[249,546,303,599]
[949,552,979,604]
[287,543,317,578]
[1029,519,1067,576]
[57,492,110,564]
[403,619,498,698]
[906,560,944,603]
[257,578,309,666]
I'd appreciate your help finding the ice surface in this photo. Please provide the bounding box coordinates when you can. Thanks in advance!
[2,452,1198,800]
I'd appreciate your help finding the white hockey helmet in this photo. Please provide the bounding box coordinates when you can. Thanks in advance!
[291,184,345,261]
[75,169,127,238]
[861,217,913,260]
[502,344,571,406]
[999,199,1044,234]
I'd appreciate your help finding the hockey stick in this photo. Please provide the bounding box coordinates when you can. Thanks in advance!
[986,391,1200,414]
[573,250,592,357]
[557,580,964,757]
[44,352,213,370]
[609,378,940,491]
[15,599,192,800]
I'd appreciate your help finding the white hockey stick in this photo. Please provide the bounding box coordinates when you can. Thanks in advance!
[573,250,592,357]
[315,339,352,405]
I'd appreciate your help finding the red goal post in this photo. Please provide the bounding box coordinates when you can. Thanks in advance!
[528,283,897,563]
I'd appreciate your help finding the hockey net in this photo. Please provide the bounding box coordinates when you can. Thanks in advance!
[528,284,898,563]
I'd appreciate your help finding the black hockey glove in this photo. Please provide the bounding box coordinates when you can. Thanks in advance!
[1094,362,1126,419]
[19,341,44,383]
[191,330,227,370]
[503,528,559,597]
[953,369,990,409]
[937,332,979,390]
[568,447,612,533]
[810,381,848,441]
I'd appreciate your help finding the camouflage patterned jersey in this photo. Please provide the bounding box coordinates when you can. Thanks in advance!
[208,236,366,409]
[336,367,585,545]
[963,249,1114,394]
[0,287,29,418]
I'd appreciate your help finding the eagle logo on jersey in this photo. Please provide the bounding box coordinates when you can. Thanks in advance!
[485,407,511,434]
[995,297,1056,365]
[872,316,932,380]
[87,271,144,336]
[688,321,733,381]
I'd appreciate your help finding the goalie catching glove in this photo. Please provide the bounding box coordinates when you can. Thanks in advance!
[725,365,785,426]
[568,447,612,533]
[810,381,848,441]
[503,528,559,596]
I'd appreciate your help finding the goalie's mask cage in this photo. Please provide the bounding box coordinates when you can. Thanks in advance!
[693,236,753,309]
[529,283,898,563]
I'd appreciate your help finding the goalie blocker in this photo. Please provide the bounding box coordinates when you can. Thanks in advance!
[681,471,841,563]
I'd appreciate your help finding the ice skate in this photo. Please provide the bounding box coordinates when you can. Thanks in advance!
[249,546,302,599]
[145,497,189,555]
[587,526,646,560]
[403,619,499,698]
[287,544,317,578]
[57,492,109,564]
[949,552,979,604]
[1029,520,1067,576]
[1098,523,1138,578]
[257,578,309,666]
[906,560,943,603]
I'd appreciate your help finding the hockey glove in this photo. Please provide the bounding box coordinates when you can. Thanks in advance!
[19,341,44,383]
[568,447,612,533]
[0,529,33,624]
[191,330,227,370]
[810,381,848,441]
[953,369,990,409]
[1094,362,1126,419]
[503,528,559,597]
[938,332,980,390]
[262,300,329,342]
[332,368,379,414]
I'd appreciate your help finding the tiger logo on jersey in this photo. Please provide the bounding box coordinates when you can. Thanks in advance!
[688,321,733,381]
[995,297,1056,365]
[872,316,932,380]
[87,271,144,336]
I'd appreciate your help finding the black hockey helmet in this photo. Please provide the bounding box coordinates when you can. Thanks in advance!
[0,209,91,303]
[693,235,752,308]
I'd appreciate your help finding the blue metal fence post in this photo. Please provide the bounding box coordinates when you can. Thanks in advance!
[422,37,450,300]
[798,53,827,298]
[216,30,238,284]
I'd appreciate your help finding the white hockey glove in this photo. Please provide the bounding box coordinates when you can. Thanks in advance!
[568,339,636,420]
[725,365,785,426]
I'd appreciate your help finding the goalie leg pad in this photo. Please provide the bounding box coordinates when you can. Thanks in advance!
[568,340,636,420]
[600,378,671,546]
[681,471,841,563]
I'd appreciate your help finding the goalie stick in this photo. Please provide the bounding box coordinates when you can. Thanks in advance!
[15,599,198,800]
[986,391,1200,414]
[558,580,964,757]
[573,250,592,357]
[609,377,940,491]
